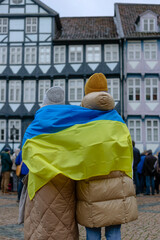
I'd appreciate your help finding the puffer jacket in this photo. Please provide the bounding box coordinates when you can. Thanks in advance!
[76,92,138,227]
[24,174,78,240]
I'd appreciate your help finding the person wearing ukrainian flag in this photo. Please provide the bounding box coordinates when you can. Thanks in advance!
[76,73,138,240]
[22,74,138,240]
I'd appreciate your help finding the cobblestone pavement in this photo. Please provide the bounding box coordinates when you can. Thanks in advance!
[0,192,160,240]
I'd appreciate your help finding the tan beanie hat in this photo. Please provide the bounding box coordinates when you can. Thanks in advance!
[85,73,108,95]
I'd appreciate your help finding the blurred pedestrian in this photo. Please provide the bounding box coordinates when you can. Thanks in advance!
[137,151,147,194]
[154,152,160,194]
[15,150,29,202]
[132,141,141,195]
[11,148,20,192]
[1,147,12,194]
[143,150,157,195]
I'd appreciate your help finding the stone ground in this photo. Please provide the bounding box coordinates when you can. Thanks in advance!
[0,192,160,239]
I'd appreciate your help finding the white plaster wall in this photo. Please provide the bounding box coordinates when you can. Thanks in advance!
[10,19,24,30]
[26,5,38,13]
[9,31,24,42]
[39,17,52,33]
[0,5,8,13]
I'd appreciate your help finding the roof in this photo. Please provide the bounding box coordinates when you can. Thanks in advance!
[117,3,160,38]
[55,17,118,41]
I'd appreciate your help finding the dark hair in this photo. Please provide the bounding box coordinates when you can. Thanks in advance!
[4,147,10,152]
[132,140,135,147]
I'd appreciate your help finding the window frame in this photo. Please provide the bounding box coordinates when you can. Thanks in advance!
[39,46,51,64]
[23,80,36,103]
[10,46,22,65]
[0,80,6,102]
[145,77,158,101]
[24,46,37,64]
[54,46,66,64]
[8,119,21,142]
[0,120,6,142]
[9,80,21,103]
[0,46,7,64]
[68,79,84,101]
[127,43,141,61]
[26,17,37,34]
[127,78,141,102]
[146,119,159,142]
[128,119,142,142]
[69,45,83,63]
[142,18,156,32]
[144,42,157,60]
[107,78,120,101]
[0,18,8,34]
[38,80,51,102]
[104,44,119,62]
[86,45,101,62]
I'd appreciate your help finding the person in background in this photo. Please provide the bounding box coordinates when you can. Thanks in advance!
[143,150,157,195]
[154,152,160,194]
[11,148,20,192]
[137,151,147,194]
[1,147,12,194]
[15,150,29,202]
[132,141,141,195]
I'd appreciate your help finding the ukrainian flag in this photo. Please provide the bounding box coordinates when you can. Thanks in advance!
[22,105,133,200]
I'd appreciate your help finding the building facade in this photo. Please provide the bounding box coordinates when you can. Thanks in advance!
[115,3,160,153]
[0,0,159,153]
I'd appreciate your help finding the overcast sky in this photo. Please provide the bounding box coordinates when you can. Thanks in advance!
[40,0,160,17]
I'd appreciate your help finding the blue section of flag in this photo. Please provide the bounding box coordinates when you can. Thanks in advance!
[22,105,124,147]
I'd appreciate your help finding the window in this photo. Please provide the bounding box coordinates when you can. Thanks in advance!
[0,120,6,142]
[143,18,155,32]
[8,120,21,142]
[9,81,21,102]
[10,47,22,65]
[11,0,24,3]
[24,80,36,103]
[69,79,84,101]
[25,47,37,64]
[0,18,8,34]
[26,18,37,33]
[107,79,120,101]
[0,47,7,64]
[104,44,119,62]
[146,119,159,142]
[39,46,51,64]
[54,46,66,64]
[69,45,83,63]
[0,80,6,102]
[144,42,157,60]
[128,43,141,60]
[145,78,158,101]
[53,79,65,91]
[38,80,51,102]
[128,119,142,142]
[128,78,141,101]
[86,45,101,62]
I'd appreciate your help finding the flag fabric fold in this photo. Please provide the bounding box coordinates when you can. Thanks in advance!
[22,105,133,200]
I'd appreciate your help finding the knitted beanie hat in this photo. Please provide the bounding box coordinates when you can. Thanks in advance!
[42,86,65,106]
[85,73,108,95]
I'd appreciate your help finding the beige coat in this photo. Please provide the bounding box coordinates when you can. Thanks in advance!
[76,92,138,227]
[24,174,78,240]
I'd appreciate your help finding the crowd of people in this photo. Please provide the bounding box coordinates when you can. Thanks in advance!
[133,141,160,196]
[0,147,28,202]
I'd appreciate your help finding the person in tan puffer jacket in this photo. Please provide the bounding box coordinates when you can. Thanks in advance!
[76,73,138,240]
[24,87,79,240]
